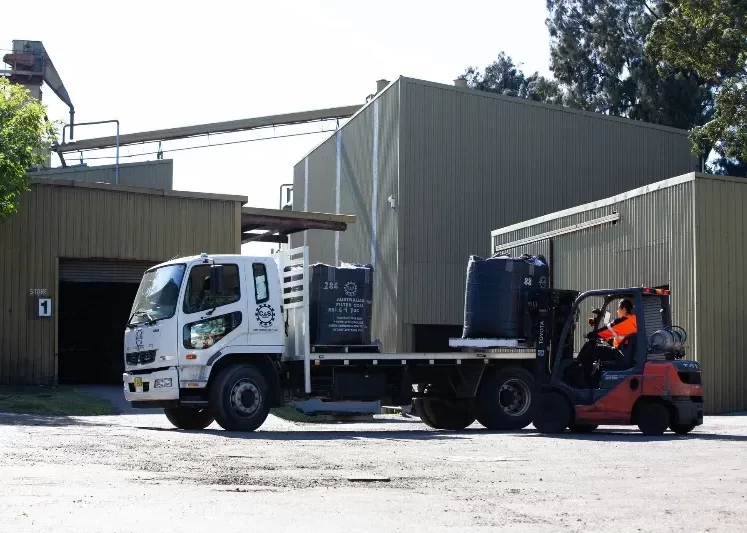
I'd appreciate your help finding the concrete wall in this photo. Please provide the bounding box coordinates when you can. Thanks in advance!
[29,160,174,190]
[0,179,244,385]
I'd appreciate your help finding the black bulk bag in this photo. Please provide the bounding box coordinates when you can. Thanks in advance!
[309,262,374,346]
[462,253,549,339]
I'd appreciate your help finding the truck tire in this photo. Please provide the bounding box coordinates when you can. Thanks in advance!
[414,398,475,430]
[474,367,535,430]
[210,363,271,432]
[533,391,572,434]
[164,407,215,430]
[636,401,670,436]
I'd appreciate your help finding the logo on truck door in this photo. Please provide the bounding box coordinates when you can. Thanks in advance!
[255,304,276,328]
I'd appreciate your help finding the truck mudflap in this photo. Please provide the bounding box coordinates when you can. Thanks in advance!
[670,398,704,426]
[123,367,179,402]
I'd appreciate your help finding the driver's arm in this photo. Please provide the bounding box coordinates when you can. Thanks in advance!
[587,316,630,339]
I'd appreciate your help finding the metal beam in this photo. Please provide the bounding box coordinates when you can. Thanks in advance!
[56,105,361,153]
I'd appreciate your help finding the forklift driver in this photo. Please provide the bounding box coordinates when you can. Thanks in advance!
[577,299,638,376]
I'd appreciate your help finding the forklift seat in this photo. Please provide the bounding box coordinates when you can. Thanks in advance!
[601,333,637,371]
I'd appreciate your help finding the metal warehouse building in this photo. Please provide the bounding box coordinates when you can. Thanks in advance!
[292,76,700,355]
[491,172,747,414]
[0,161,246,386]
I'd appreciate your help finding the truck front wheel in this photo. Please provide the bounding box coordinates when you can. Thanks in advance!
[474,367,535,430]
[210,364,271,432]
[164,407,215,430]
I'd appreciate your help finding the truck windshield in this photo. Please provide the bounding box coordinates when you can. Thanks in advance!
[128,264,186,326]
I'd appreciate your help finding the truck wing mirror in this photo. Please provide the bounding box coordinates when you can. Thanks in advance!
[210,264,224,295]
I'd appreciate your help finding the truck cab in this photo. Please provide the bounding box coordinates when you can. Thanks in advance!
[123,253,284,430]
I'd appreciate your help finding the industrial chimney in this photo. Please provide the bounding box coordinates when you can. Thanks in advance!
[376,79,390,93]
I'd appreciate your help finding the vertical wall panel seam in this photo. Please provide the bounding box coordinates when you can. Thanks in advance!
[371,99,380,268]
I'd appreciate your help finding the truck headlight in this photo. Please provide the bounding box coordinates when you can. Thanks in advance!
[154,378,173,388]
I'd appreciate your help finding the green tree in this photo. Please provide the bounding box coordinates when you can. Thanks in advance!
[461,52,565,105]
[545,0,712,130]
[0,77,57,218]
[647,0,747,173]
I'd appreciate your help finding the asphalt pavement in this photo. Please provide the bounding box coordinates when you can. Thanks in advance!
[1,406,746,532]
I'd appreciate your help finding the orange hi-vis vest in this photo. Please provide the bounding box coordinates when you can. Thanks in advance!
[598,314,638,349]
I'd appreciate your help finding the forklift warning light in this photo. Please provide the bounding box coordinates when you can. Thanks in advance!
[642,287,670,296]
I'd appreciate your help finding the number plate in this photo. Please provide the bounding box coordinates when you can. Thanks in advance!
[134,377,143,392]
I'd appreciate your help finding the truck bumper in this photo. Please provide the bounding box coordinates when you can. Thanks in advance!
[123,367,179,403]
[671,398,704,427]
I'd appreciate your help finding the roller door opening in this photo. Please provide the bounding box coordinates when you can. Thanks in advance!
[58,260,156,384]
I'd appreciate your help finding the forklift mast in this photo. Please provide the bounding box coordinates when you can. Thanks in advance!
[521,288,579,385]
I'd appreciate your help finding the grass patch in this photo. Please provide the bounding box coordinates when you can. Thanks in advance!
[0,386,116,416]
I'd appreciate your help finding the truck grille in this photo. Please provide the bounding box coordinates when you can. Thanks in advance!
[126,350,157,366]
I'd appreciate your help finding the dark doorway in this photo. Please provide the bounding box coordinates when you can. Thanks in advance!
[58,281,139,384]
[413,324,464,353]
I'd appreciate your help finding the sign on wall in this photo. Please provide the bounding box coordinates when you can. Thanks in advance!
[38,298,52,317]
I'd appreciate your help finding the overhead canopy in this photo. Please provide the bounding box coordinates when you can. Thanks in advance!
[241,206,355,244]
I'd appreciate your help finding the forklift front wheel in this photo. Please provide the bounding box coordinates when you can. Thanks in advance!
[635,401,670,436]
[533,391,572,434]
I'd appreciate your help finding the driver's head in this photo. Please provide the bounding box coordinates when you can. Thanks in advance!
[617,298,633,318]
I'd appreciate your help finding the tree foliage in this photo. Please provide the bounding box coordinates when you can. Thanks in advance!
[0,77,57,218]
[461,52,564,105]
[545,0,711,130]
[460,1,746,176]
[647,0,747,171]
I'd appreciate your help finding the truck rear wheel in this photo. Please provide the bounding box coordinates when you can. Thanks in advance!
[210,364,271,432]
[474,367,535,430]
[414,398,475,430]
[164,407,215,430]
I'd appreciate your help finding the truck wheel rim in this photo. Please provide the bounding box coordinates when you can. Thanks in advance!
[498,379,531,417]
[230,379,261,417]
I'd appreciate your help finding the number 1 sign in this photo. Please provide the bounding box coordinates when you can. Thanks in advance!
[38,298,52,317]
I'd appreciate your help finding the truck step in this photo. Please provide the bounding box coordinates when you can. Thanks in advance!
[311,344,382,354]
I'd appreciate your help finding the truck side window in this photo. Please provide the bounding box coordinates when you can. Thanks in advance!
[183,264,241,314]
[253,263,269,304]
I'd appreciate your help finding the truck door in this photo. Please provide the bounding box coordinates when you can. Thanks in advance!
[246,260,282,347]
[178,261,247,365]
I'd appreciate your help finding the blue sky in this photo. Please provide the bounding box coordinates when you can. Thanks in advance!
[4,0,552,253]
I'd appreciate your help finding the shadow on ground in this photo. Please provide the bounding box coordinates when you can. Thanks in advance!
[0,412,113,427]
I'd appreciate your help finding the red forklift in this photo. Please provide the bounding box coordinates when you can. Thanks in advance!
[525,286,704,436]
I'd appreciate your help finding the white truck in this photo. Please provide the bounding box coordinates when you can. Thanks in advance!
[123,246,538,431]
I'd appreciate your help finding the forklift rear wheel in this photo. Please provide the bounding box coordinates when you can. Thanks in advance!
[474,367,535,430]
[210,363,271,432]
[164,407,215,430]
[414,398,476,430]
[636,402,670,436]
[669,423,696,435]
[533,391,572,434]
[568,423,598,433]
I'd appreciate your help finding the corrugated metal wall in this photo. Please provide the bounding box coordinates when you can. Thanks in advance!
[492,179,696,358]
[30,160,174,190]
[694,176,747,414]
[293,76,699,353]
[292,82,401,351]
[0,179,242,385]
[398,78,699,339]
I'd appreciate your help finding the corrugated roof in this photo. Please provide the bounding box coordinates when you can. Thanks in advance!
[491,172,747,237]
